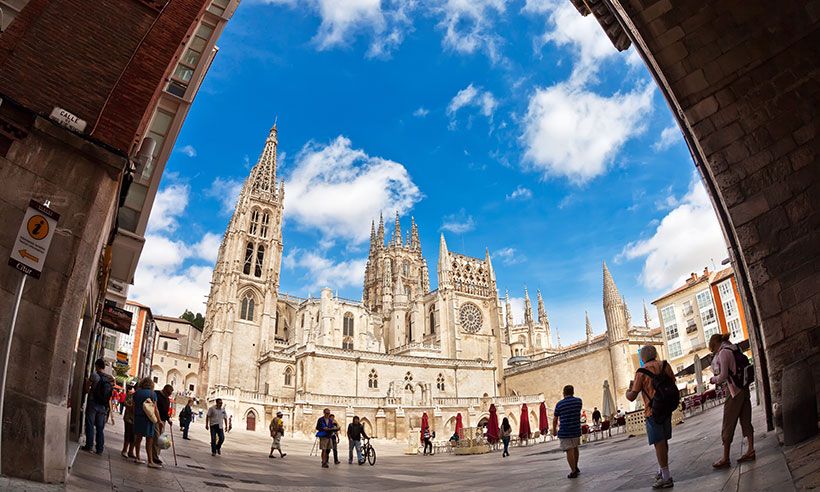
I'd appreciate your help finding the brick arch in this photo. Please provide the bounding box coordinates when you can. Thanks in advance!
[573,0,818,431]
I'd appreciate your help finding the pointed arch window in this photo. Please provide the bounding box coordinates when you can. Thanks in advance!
[260,212,270,238]
[342,337,353,351]
[249,209,260,235]
[240,294,255,321]
[368,369,378,389]
[343,312,354,337]
[429,307,436,335]
[254,244,265,277]
[284,366,293,386]
[436,373,445,391]
[243,242,254,275]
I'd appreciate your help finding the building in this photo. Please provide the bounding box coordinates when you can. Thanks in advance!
[0,0,237,482]
[151,315,203,397]
[198,127,665,438]
[652,267,750,391]
[123,301,159,380]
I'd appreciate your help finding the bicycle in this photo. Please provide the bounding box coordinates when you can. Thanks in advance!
[362,438,376,466]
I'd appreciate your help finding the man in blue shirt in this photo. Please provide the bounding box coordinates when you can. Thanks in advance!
[552,385,583,479]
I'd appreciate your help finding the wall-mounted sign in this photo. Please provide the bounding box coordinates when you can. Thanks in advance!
[8,200,60,279]
[49,107,87,133]
[101,300,133,335]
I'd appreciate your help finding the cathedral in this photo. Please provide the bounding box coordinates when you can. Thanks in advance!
[198,126,665,439]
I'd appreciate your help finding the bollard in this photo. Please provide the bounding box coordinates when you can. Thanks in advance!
[781,359,818,446]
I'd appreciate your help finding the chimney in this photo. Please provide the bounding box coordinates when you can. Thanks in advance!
[703,267,710,277]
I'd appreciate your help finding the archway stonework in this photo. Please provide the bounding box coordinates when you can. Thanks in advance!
[575,0,818,431]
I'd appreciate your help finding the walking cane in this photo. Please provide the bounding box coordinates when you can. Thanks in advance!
[169,422,178,466]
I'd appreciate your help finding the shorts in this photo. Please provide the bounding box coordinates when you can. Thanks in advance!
[559,437,580,451]
[271,435,282,449]
[319,437,332,450]
[646,415,672,445]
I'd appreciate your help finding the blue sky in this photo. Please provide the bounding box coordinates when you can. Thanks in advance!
[131,0,729,345]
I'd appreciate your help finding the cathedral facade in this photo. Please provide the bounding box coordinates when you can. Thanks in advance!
[198,127,664,439]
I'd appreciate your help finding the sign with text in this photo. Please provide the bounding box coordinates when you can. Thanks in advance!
[101,301,133,335]
[8,200,60,279]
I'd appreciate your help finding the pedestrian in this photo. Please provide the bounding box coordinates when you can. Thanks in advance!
[179,399,193,440]
[120,383,136,459]
[206,398,229,456]
[552,385,583,479]
[329,413,341,464]
[269,411,287,458]
[133,377,162,468]
[500,417,512,458]
[118,387,127,415]
[81,358,114,454]
[346,416,369,465]
[626,344,678,489]
[708,333,755,468]
[592,407,602,429]
[152,384,173,465]
[315,408,335,468]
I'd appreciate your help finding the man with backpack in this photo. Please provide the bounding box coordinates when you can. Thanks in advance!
[626,345,678,489]
[708,333,755,468]
[82,358,115,454]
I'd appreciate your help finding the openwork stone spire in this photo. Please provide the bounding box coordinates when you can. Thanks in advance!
[377,213,385,246]
[523,286,534,325]
[392,211,402,246]
[602,260,628,342]
[249,124,278,199]
[410,216,420,251]
[643,299,651,329]
[505,290,514,328]
[585,311,593,343]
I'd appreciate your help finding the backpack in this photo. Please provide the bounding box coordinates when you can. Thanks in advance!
[92,374,113,406]
[727,346,755,388]
[637,361,680,423]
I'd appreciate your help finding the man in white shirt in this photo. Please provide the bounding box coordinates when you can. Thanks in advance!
[206,398,229,456]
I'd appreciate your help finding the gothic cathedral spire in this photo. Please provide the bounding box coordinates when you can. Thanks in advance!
[585,311,593,343]
[602,260,628,342]
[249,124,278,198]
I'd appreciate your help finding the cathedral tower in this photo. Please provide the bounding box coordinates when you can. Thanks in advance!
[199,125,285,396]
[602,261,632,409]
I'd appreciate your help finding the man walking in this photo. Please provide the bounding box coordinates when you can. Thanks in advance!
[82,358,114,454]
[552,385,583,479]
[206,398,229,456]
[179,399,193,440]
[269,411,287,458]
[329,413,341,464]
[347,416,369,464]
[152,384,173,464]
[626,345,677,489]
[592,407,602,429]
[316,408,335,468]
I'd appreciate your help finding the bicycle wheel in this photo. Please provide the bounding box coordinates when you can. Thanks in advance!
[367,447,376,466]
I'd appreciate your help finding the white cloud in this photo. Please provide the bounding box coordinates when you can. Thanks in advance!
[441,209,476,234]
[132,264,213,316]
[447,84,497,128]
[178,145,197,158]
[192,232,222,264]
[284,248,366,291]
[413,107,430,117]
[494,246,523,265]
[521,82,654,184]
[506,186,533,201]
[502,296,526,324]
[206,177,244,215]
[435,0,507,63]
[146,183,189,234]
[284,135,421,244]
[619,176,728,290]
[653,124,682,151]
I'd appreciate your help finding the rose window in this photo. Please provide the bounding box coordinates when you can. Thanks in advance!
[459,303,483,333]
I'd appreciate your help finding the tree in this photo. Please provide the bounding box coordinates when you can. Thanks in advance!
[181,309,205,330]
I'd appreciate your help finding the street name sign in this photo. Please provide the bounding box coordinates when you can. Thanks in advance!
[8,200,60,279]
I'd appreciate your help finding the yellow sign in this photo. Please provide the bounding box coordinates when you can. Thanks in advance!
[27,215,49,240]
[8,200,60,279]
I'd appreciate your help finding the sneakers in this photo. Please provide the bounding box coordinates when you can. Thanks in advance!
[147,462,163,469]
[217,449,221,455]
[80,446,93,453]
[321,463,329,468]
[652,477,674,489]
[280,453,287,458]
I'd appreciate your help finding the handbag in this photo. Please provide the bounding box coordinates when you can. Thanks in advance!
[143,398,159,424]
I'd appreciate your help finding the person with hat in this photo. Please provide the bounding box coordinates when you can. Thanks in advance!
[269,411,287,458]
[82,358,115,454]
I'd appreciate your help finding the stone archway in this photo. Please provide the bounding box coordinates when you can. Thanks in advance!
[575,0,818,435]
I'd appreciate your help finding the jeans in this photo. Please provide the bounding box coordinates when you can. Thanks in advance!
[502,436,510,455]
[331,436,339,462]
[210,425,225,454]
[423,438,432,455]
[181,422,190,439]
[348,439,362,463]
[84,402,107,452]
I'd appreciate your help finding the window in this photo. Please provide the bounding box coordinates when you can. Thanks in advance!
[682,300,694,317]
[343,312,354,337]
[728,319,743,340]
[249,209,260,235]
[189,384,195,392]
[404,372,413,383]
[436,373,445,391]
[166,20,216,97]
[429,308,436,335]
[703,324,721,340]
[685,318,698,334]
[254,245,265,277]
[103,335,116,351]
[153,376,158,383]
[403,261,410,275]
[174,360,177,366]
[301,313,305,328]
[207,0,231,16]
[162,341,168,351]
[661,306,679,340]
[718,280,733,299]
[188,363,191,369]
[175,328,180,334]
[240,294,255,321]
[368,369,378,389]
[284,367,293,386]
[342,337,353,351]
[722,299,737,318]
[700,307,717,326]
[243,242,254,275]
[669,341,682,358]
[695,290,713,309]
[261,212,270,238]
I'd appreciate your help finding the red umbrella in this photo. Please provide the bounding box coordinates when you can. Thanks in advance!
[421,412,429,444]
[455,413,464,438]
[539,402,549,435]
[519,403,531,439]
[486,404,500,443]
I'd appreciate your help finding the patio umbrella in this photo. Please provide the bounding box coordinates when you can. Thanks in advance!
[486,404,499,443]
[538,402,548,435]
[421,412,429,444]
[602,380,615,419]
[519,403,531,439]
[694,353,704,394]
[455,412,464,438]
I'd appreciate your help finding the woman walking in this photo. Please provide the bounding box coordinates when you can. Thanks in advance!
[132,378,162,468]
[120,383,136,459]
[500,418,512,457]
